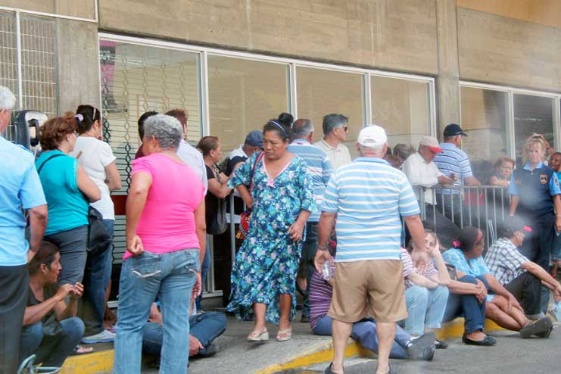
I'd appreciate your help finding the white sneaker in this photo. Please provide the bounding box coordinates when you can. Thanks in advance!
[81,329,116,344]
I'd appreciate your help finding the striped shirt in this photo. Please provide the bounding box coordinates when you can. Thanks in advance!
[433,142,473,195]
[288,139,333,222]
[309,266,334,330]
[484,237,528,285]
[322,157,420,262]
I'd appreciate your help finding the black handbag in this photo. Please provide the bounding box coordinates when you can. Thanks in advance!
[208,164,228,235]
[87,206,111,255]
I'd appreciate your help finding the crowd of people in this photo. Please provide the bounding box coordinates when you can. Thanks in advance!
[2,80,561,374]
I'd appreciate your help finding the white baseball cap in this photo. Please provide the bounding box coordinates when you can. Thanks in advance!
[357,125,387,147]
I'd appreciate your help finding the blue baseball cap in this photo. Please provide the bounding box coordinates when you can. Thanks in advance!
[244,130,263,149]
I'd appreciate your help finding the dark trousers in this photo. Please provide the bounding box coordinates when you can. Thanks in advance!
[301,222,319,318]
[422,204,461,248]
[504,272,542,315]
[0,264,28,374]
[443,275,486,334]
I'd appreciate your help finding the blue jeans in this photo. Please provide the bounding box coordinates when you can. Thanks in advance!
[312,316,411,359]
[443,275,486,334]
[19,317,84,367]
[142,312,227,356]
[81,219,114,335]
[114,250,199,374]
[302,222,318,318]
[404,285,449,336]
[45,225,88,285]
[195,240,211,312]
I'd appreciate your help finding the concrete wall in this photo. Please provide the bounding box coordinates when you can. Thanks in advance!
[458,8,561,92]
[98,0,439,75]
[3,0,95,20]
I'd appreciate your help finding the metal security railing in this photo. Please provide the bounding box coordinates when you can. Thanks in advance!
[415,185,510,248]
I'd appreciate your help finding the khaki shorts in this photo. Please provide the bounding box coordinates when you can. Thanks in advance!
[328,260,407,323]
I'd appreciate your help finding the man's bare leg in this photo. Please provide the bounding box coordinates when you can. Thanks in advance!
[376,321,396,374]
[331,319,352,373]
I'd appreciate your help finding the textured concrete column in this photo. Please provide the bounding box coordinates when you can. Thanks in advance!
[56,19,100,114]
[435,0,461,135]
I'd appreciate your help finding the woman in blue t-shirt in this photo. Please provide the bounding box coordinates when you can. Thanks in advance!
[36,113,100,286]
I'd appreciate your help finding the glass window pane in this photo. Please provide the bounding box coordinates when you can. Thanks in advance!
[99,40,200,192]
[208,56,289,153]
[514,94,554,159]
[371,76,430,147]
[460,86,508,161]
[297,66,364,157]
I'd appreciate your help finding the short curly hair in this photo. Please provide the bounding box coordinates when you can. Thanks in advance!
[39,112,77,150]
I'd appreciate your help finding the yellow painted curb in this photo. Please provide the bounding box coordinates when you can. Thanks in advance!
[256,318,504,374]
[61,349,113,374]
[60,318,505,374]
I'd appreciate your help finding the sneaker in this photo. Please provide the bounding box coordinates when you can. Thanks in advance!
[81,329,116,344]
[435,339,448,349]
[407,332,436,361]
[519,317,553,339]
[196,344,219,358]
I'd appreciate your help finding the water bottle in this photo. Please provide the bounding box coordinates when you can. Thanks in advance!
[321,262,332,280]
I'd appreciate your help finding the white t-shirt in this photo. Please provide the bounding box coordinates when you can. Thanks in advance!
[177,139,208,195]
[70,137,117,220]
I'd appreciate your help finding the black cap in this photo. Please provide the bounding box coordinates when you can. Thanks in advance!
[499,216,532,238]
[443,123,468,137]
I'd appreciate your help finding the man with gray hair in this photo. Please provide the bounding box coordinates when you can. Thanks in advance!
[287,118,332,322]
[315,125,427,374]
[0,85,48,373]
[314,113,351,170]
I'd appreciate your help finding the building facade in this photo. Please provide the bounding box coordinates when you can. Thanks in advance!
[2,0,561,296]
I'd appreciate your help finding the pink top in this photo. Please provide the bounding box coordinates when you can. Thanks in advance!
[123,153,205,260]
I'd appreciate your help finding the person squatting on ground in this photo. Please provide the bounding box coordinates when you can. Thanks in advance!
[485,216,561,332]
[314,125,427,374]
[443,227,553,341]
[287,118,333,323]
[0,85,48,373]
[142,302,227,364]
[71,104,122,344]
[309,256,436,361]
[402,231,450,348]
[227,120,315,343]
[114,114,206,374]
[19,241,85,368]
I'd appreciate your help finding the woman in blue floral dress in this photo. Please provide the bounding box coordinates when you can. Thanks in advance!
[227,120,315,342]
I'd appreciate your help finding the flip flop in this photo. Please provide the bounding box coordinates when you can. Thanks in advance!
[71,345,94,355]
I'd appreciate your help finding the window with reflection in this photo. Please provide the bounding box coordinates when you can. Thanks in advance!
[460,86,508,184]
[208,56,289,153]
[371,76,430,149]
[513,94,554,162]
[296,66,364,157]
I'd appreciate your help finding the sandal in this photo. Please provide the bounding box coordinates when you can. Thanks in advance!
[71,345,94,355]
[247,328,269,342]
[276,328,292,342]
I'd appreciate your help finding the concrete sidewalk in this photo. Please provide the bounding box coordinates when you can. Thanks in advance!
[60,307,505,374]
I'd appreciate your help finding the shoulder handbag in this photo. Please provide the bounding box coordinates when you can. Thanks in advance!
[236,152,264,240]
[38,153,111,255]
[208,164,228,235]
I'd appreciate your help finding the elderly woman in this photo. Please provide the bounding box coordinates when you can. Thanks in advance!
[36,114,101,286]
[70,104,122,344]
[442,227,551,343]
[19,241,84,368]
[227,120,314,342]
[114,114,205,374]
[509,135,561,311]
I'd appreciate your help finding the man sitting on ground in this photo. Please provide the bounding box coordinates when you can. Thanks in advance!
[485,215,561,324]
[142,303,227,362]
[309,259,435,361]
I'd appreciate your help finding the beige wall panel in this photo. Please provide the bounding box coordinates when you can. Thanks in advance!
[98,0,438,75]
[458,9,561,91]
[2,0,95,20]
[56,19,100,113]
[458,0,561,29]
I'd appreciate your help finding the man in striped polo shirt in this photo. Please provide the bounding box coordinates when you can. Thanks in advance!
[288,118,333,322]
[314,125,427,374]
[433,124,480,225]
